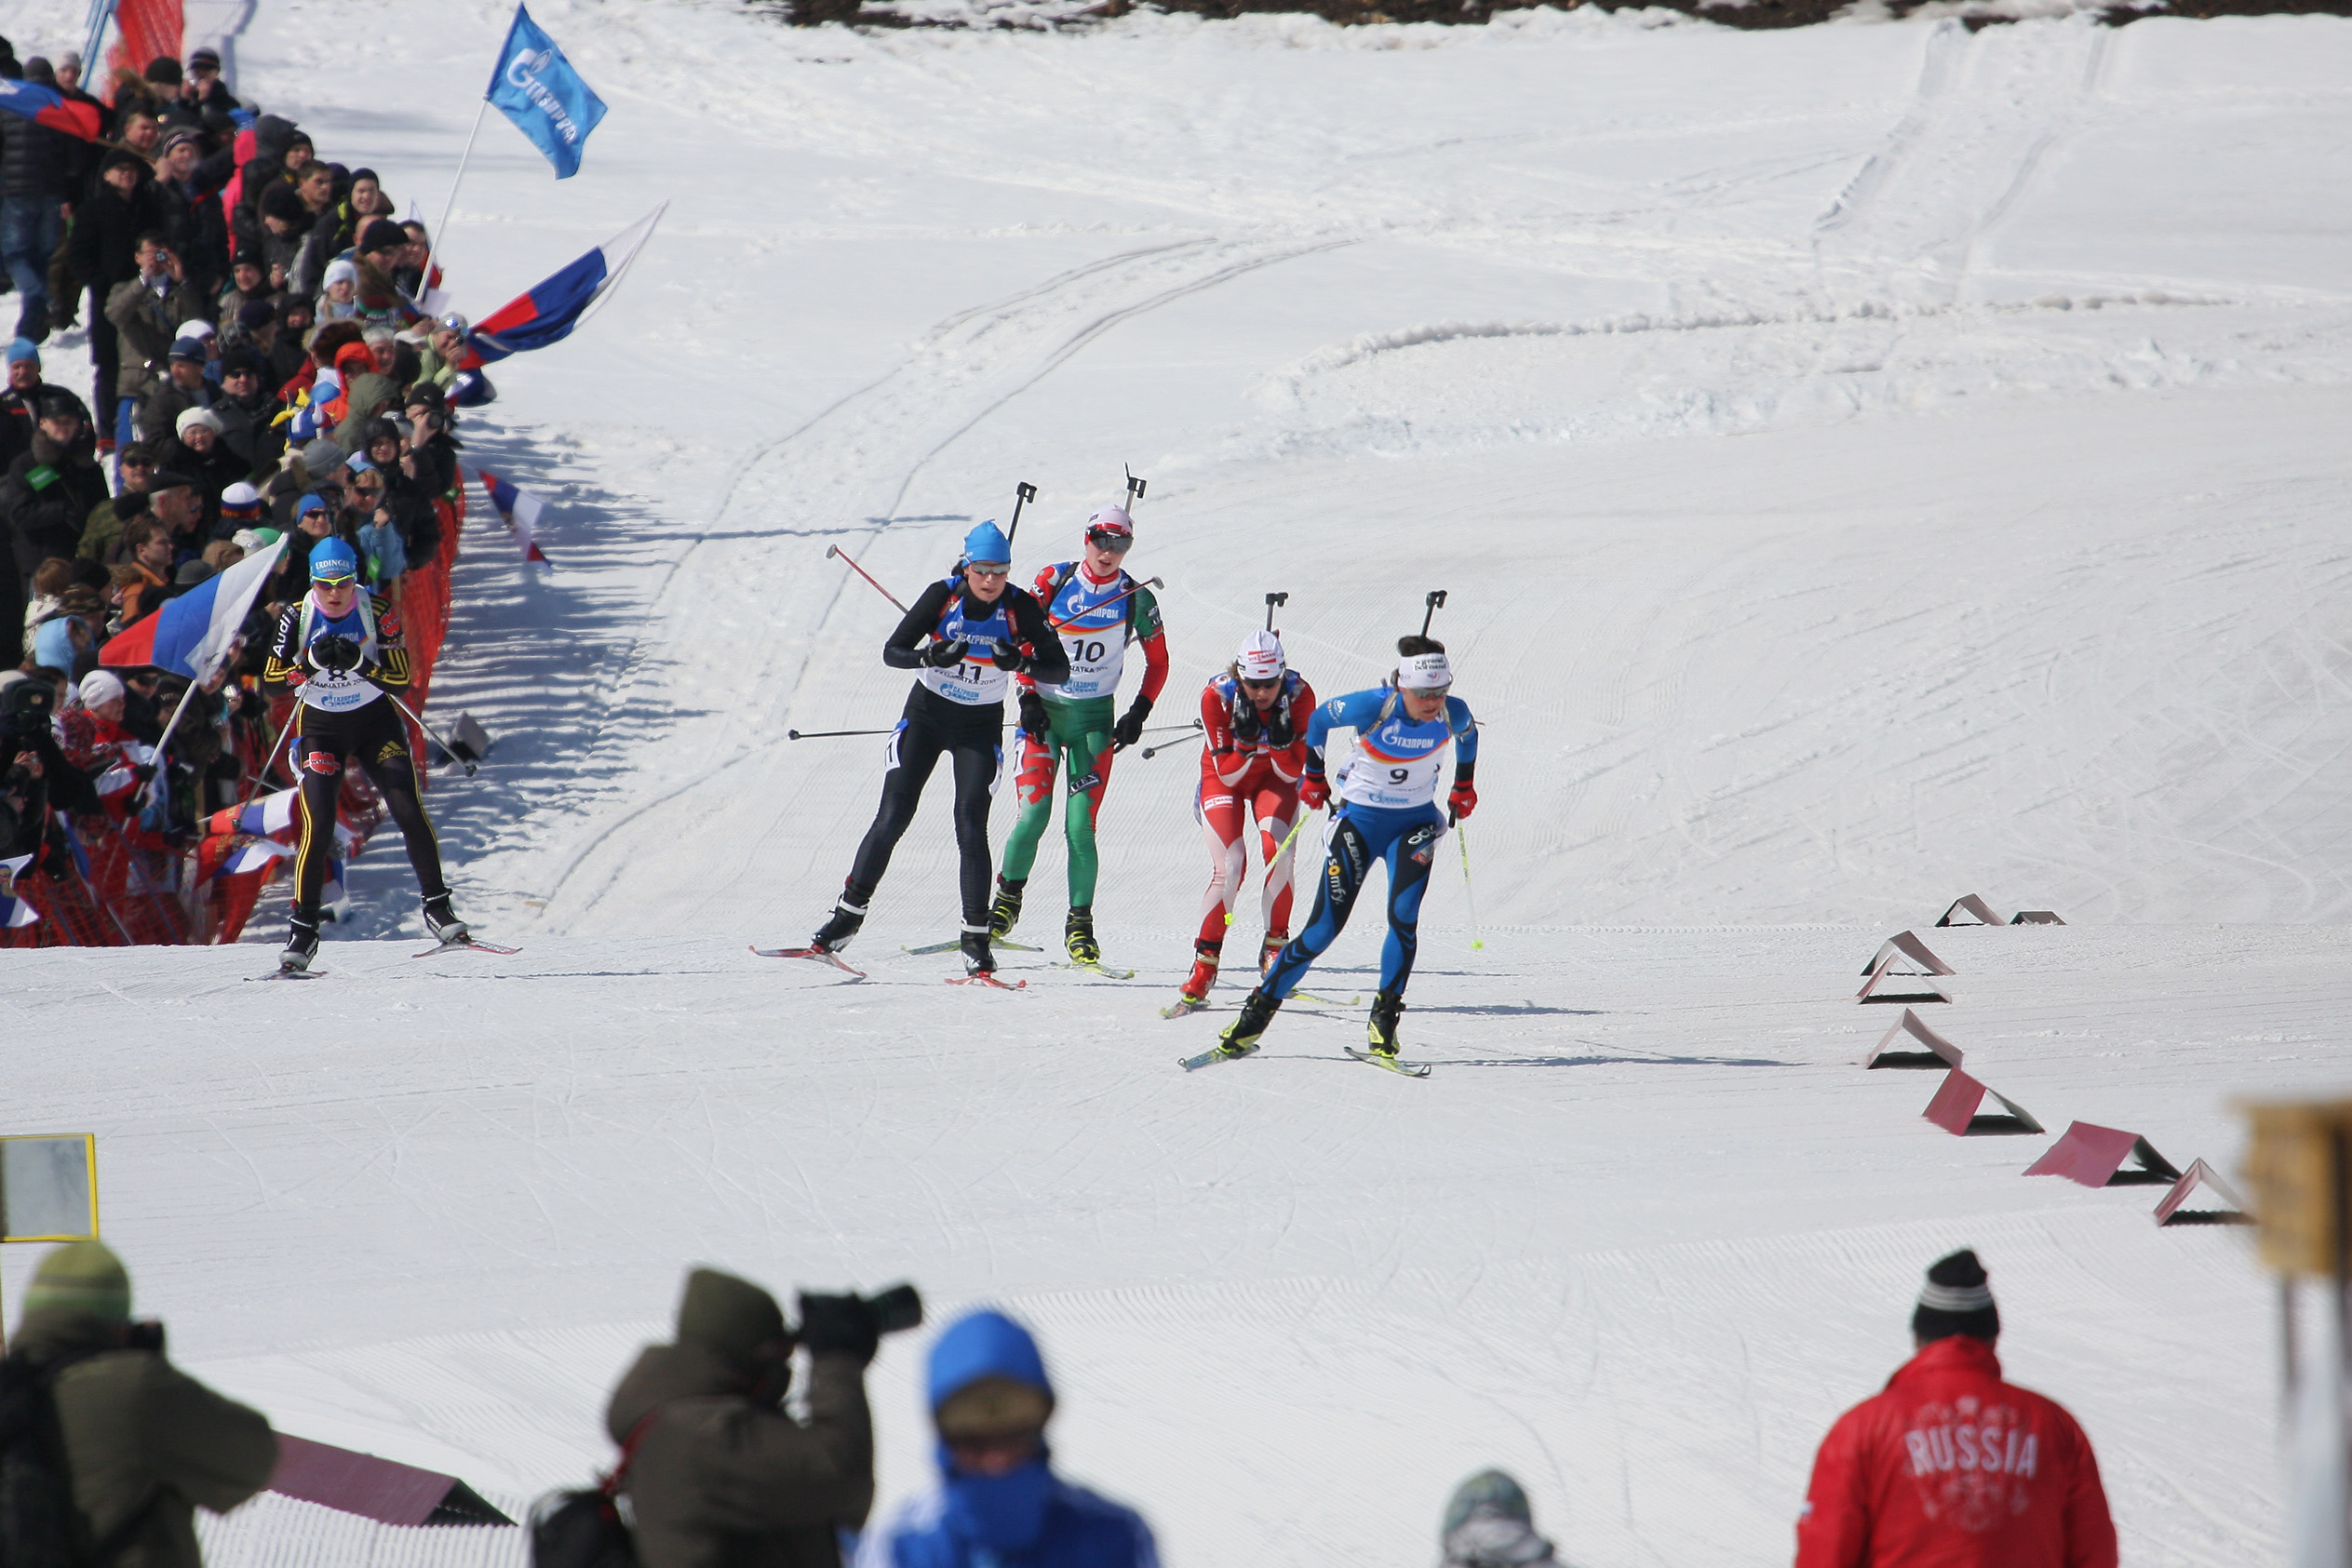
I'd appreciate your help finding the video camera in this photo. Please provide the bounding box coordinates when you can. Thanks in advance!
[799,1282,922,1340]
[2,680,58,750]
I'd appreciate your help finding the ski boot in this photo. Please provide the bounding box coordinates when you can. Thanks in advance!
[988,877,1026,940]
[1179,942,1221,1005]
[1258,930,1287,975]
[1064,906,1099,967]
[280,913,321,973]
[1366,988,1405,1058]
[423,891,469,945]
[812,897,867,953]
[960,926,996,975]
[1215,988,1282,1058]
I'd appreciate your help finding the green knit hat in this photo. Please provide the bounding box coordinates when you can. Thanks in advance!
[675,1268,786,1364]
[23,1240,130,1325]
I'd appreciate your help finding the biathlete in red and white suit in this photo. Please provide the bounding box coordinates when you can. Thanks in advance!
[1178,630,1318,1008]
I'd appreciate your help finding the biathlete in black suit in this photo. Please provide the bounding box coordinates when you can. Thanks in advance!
[807,520,1070,976]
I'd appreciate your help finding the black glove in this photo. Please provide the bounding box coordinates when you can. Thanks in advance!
[922,638,968,669]
[1264,700,1296,749]
[1018,690,1050,741]
[990,639,1031,675]
[796,1292,880,1365]
[1112,692,1152,749]
[313,633,361,673]
[130,762,157,784]
[1230,696,1262,744]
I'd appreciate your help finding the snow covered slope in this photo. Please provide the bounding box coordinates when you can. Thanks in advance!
[7,0,2352,1561]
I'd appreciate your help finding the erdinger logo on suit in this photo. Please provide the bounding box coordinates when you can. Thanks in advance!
[1903,1398,2039,1531]
[302,750,341,776]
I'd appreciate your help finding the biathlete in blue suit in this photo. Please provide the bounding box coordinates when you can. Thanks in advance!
[1215,634,1478,1061]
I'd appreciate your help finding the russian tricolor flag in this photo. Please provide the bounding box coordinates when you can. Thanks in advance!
[100,535,288,677]
[464,203,665,368]
[477,470,552,569]
[0,79,102,142]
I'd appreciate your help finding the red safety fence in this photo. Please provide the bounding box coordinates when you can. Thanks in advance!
[5,487,467,948]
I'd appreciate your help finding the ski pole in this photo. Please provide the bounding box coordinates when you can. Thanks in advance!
[1123,466,1147,513]
[1420,589,1448,637]
[1265,591,1286,631]
[1139,720,1204,759]
[1003,481,1038,551]
[233,711,298,813]
[386,691,477,778]
[827,543,908,613]
[1048,575,1163,634]
[1454,814,1483,951]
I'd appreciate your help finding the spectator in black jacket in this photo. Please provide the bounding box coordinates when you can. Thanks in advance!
[152,129,229,300]
[211,351,281,476]
[2,390,107,638]
[67,153,164,433]
[1,59,89,343]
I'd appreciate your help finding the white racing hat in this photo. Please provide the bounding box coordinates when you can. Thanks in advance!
[1397,650,1453,690]
[1234,630,1284,682]
[79,670,126,708]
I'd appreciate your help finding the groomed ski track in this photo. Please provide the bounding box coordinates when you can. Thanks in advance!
[6,0,2352,1561]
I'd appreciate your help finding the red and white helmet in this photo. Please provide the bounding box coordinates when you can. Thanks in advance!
[1235,630,1285,683]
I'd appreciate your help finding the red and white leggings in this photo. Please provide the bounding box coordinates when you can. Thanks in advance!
[1195,763,1301,950]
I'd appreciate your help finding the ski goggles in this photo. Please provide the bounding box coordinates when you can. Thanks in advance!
[965,561,1010,579]
[312,570,357,588]
[1084,528,1133,553]
[1238,673,1283,691]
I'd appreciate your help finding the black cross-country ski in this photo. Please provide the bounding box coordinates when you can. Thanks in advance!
[906,938,1039,956]
[414,937,522,958]
[750,945,867,980]
[253,965,323,981]
[947,973,1026,990]
[1345,1046,1431,1079]
[1179,1040,1257,1071]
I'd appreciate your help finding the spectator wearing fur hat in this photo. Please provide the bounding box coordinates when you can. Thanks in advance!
[167,406,248,530]
[78,441,155,563]
[1793,1249,2117,1568]
[0,336,42,470]
[7,1240,276,1568]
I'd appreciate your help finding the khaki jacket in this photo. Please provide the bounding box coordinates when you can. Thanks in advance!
[606,1340,873,1568]
[18,1313,278,1568]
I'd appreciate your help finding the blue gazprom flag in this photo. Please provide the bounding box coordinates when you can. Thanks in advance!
[484,3,607,180]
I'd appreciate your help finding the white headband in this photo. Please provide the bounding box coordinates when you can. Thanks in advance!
[1397,652,1452,690]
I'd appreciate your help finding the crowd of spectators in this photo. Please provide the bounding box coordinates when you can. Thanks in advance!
[1,38,479,946]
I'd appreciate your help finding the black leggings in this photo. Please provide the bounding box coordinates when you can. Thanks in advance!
[844,688,1002,926]
[292,699,448,918]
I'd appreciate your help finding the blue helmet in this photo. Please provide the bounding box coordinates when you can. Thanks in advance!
[309,537,358,583]
[962,520,1012,566]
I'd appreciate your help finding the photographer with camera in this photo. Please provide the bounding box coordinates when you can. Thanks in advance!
[2,670,101,861]
[598,1269,919,1568]
[1,1241,277,1568]
[261,533,465,972]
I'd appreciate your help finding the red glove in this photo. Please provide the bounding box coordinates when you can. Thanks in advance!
[1297,772,1329,811]
[1447,781,1477,821]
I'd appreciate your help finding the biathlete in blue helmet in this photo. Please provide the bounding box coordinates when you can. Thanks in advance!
[1214,634,1478,1060]
[808,521,1070,976]
[262,529,465,972]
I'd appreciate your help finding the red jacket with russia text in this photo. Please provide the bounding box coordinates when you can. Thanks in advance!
[1795,1335,2117,1568]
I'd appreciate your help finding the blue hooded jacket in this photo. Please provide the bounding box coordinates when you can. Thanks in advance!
[854,1310,1159,1568]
